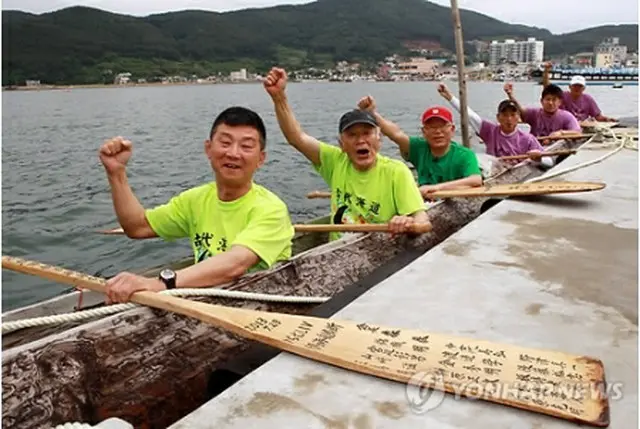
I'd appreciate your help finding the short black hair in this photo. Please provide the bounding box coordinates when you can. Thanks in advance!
[541,84,563,100]
[209,106,267,149]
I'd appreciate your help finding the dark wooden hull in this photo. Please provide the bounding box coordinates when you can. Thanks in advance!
[2,139,585,429]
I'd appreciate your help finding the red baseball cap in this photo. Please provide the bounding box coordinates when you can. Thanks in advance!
[421,106,454,124]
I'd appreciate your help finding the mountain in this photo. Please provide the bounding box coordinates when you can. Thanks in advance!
[543,24,637,57]
[2,0,637,85]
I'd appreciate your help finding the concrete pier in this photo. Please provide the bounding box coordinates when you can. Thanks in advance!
[170,146,638,428]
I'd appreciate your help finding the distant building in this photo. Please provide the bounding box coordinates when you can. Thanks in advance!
[377,64,392,80]
[394,58,439,77]
[571,52,594,67]
[489,38,544,66]
[594,37,627,67]
[468,40,490,54]
[114,72,131,84]
[25,80,41,87]
[229,68,248,81]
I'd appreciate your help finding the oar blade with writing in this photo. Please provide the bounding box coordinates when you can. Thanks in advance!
[97,222,433,235]
[307,181,606,200]
[1,255,610,427]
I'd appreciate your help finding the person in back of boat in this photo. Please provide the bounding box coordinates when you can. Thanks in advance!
[262,67,428,241]
[503,82,581,138]
[542,63,616,123]
[436,83,553,168]
[356,95,483,200]
[98,107,295,303]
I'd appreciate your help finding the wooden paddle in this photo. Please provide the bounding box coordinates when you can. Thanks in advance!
[307,181,606,200]
[1,255,610,427]
[498,149,577,162]
[537,133,594,143]
[97,222,433,236]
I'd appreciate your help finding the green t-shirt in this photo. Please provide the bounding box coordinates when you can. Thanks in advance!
[314,142,425,241]
[407,137,482,186]
[145,182,294,271]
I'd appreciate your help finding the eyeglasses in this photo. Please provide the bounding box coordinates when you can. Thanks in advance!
[422,123,453,132]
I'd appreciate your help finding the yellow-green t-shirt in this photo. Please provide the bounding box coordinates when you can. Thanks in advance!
[144,182,294,271]
[313,142,425,240]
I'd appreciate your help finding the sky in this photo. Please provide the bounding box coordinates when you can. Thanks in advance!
[2,0,638,34]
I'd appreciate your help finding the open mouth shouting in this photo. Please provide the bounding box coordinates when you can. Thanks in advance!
[222,162,242,172]
[355,147,370,157]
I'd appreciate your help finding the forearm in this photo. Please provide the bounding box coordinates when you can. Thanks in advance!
[371,111,410,154]
[175,247,257,288]
[448,96,482,134]
[411,210,428,224]
[594,113,613,122]
[271,93,320,164]
[543,67,550,87]
[436,175,483,190]
[107,172,154,238]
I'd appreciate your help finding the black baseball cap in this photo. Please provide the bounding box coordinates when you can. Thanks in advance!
[497,99,519,113]
[338,109,378,133]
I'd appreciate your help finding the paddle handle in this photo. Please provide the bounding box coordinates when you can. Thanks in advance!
[498,149,576,161]
[306,181,605,200]
[1,255,203,313]
[99,222,432,235]
[97,227,125,235]
[307,191,332,199]
[2,255,108,294]
[538,133,593,144]
[295,222,432,234]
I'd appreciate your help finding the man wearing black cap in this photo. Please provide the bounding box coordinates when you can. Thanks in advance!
[263,67,428,241]
[437,83,551,167]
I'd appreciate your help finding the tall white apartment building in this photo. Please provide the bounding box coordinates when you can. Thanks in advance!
[489,37,544,65]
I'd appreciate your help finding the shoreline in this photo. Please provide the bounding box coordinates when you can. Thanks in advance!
[3,78,532,92]
[2,80,261,92]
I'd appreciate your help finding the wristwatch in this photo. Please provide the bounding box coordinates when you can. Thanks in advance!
[158,269,177,290]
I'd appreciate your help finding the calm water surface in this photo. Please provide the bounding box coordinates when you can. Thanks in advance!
[2,81,637,309]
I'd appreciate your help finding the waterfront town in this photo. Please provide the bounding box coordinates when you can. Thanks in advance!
[18,35,639,90]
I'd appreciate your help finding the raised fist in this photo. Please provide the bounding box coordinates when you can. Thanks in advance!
[263,67,288,97]
[357,95,376,111]
[99,136,132,175]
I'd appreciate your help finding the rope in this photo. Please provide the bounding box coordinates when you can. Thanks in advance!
[526,125,636,184]
[54,424,93,429]
[54,418,133,429]
[2,288,330,334]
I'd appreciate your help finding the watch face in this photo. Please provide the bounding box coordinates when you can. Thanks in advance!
[160,269,176,280]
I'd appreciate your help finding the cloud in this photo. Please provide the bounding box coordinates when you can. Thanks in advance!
[2,0,637,33]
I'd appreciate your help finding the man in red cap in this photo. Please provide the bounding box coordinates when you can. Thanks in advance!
[357,95,482,199]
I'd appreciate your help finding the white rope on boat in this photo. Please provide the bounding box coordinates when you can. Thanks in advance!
[54,424,94,429]
[54,424,93,429]
[526,125,636,184]
[54,417,133,429]
[2,288,330,334]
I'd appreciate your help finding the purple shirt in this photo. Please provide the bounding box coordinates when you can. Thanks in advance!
[560,92,601,121]
[479,120,544,157]
[523,108,581,137]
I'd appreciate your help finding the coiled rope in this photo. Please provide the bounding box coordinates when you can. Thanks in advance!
[2,288,330,334]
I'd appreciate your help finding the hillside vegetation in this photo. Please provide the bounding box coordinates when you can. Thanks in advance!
[2,0,637,85]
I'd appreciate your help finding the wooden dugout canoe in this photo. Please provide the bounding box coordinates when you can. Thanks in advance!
[2,136,588,429]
